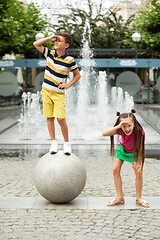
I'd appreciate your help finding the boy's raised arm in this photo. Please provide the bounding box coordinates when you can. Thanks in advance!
[33,35,56,54]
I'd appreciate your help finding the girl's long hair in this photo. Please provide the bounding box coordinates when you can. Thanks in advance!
[110,109,145,167]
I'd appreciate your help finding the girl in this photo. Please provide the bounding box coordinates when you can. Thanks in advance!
[102,109,149,208]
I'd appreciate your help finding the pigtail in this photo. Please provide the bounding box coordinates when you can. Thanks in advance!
[137,122,145,168]
[110,135,114,157]
[131,109,136,114]
[110,112,120,157]
[132,114,145,167]
[141,134,145,167]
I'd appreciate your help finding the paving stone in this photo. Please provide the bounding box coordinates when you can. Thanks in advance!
[0,146,160,239]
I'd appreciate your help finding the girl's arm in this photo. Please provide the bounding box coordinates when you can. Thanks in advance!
[102,119,129,136]
[102,125,120,136]
[132,156,143,171]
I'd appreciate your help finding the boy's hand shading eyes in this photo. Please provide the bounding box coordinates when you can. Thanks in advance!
[50,35,58,41]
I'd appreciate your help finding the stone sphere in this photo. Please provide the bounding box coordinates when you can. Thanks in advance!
[34,151,86,203]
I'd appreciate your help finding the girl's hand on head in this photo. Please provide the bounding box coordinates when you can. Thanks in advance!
[118,120,129,128]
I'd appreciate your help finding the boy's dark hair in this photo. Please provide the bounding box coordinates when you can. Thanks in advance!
[57,32,72,46]
[110,109,145,167]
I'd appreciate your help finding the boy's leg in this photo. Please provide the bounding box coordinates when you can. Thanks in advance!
[42,89,56,141]
[47,117,55,140]
[52,92,68,141]
[47,117,58,154]
[53,92,71,154]
[57,118,71,155]
[57,118,69,142]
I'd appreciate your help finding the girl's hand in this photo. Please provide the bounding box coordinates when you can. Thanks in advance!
[132,162,142,171]
[117,120,129,129]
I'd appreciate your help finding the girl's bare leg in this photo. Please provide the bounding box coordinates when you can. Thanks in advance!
[113,158,124,201]
[134,167,143,200]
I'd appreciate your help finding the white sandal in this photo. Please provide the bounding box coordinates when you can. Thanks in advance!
[107,198,125,206]
[136,199,150,208]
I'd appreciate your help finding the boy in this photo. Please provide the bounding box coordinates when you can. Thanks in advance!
[33,32,81,155]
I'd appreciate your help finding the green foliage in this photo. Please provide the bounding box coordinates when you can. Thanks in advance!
[51,1,134,49]
[0,0,49,58]
[124,0,160,57]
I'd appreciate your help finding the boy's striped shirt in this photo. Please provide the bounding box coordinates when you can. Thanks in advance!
[42,47,78,93]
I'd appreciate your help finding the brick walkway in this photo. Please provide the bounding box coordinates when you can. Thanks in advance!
[0,153,160,239]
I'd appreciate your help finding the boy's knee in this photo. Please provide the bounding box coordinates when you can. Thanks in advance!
[47,117,55,122]
[57,118,65,124]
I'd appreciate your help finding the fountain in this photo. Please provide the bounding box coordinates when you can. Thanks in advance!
[19,91,45,141]
[65,20,134,142]
[18,21,134,145]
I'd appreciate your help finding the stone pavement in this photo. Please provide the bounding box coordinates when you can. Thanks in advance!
[0,152,160,239]
[1,208,160,240]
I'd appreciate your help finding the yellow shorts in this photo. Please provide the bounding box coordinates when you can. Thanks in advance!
[42,88,66,118]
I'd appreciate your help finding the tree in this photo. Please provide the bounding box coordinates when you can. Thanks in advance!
[0,0,49,58]
[91,9,134,49]
[50,0,134,49]
[124,0,160,57]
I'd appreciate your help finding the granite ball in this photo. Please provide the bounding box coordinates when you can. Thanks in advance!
[34,151,86,203]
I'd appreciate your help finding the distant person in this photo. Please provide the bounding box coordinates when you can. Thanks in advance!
[140,79,145,92]
[33,32,81,155]
[15,82,25,97]
[102,109,150,208]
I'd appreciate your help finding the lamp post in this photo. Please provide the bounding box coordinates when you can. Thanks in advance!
[35,32,44,41]
[132,32,141,74]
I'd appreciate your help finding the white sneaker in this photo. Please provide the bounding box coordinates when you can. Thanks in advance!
[50,140,58,154]
[63,142,71,155]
